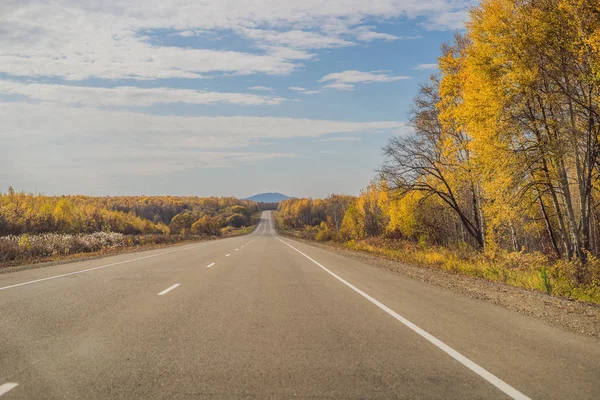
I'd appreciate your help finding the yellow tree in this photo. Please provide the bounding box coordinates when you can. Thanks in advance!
[381,68,487,249]
[464,0,600,267]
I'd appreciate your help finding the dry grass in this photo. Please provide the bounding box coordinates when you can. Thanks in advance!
[344,237,600,304]
[0,223,258,269]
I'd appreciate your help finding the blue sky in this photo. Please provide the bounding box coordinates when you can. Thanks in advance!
[0,0,471,198]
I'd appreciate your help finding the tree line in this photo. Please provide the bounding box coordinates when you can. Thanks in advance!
[280,0,600,283]
[0,187,260,237]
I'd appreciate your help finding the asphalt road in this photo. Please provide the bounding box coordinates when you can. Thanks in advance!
[0,211,598,399]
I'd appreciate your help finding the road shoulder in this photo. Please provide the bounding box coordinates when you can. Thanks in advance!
[282,236,600,339]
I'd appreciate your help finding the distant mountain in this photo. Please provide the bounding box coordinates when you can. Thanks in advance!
[244,192,292,203]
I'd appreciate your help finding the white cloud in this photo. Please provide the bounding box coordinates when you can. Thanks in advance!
[415,63,438,70]
[287,86,320,94]
[0,1,472,80]
[323,83,355,91]
[355,31,400,41]
[1,101,404,142]
[248,86,274,91]
[352,26,401,42]
[176,30,198,37]
[422,10,470,31]
[321,136,360,141]
[320,70,411,90]
[1,101,406,176]
[173,29,210,37]
[1,44,305,80]
[0,81,286,107]
[83,151,298,175]
[320,70,411,84]
[240,28,355,49]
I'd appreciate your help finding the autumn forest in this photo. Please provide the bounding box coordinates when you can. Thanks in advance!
[277,0,600,302]
[1,0,599,303]
[0,190,267,265]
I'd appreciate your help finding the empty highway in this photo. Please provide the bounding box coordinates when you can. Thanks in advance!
[0,212,598,399]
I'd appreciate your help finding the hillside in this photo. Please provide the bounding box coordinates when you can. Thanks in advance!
[244,192,291,203]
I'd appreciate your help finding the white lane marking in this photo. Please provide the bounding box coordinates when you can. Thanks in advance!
[261,220,267,236]
[274,235,530,400]
[0,240,222,292]
[158,283,180,296]
[225,254,230,257]
[268,212,277,237]
[0,383,18,397]
[235,248,239,251]
[206,263,216,268]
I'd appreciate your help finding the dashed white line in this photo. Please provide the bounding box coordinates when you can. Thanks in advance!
[274,234,531,400]
[225,254,230,257]
[0,241,218,292]
[206,263,216,268]
[0,383,18,397]
[235,248,239,251]
[158,283,180,296]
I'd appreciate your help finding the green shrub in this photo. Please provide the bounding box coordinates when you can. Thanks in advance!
[540,266,552,294]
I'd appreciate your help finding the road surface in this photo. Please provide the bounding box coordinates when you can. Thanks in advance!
[0,212,598,399]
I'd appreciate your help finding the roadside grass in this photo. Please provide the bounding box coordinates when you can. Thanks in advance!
[0,218,259,269]
[274,215,600,304]
[0,234,209,271]
[344,238,600,304]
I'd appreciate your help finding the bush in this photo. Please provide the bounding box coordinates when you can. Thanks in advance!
[220,226,236,236]
[191,215,222,236]
[230,205,249,216]
[315,222,336,242]
[0,232,126,262]
[0,239,19,262]
[226,213,248,228]
[0,213,260,267]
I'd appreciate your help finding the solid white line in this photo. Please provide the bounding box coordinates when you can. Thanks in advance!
[158,283,180,296]
[0,241,219,292]
[225,254,230,257]
[0,383,18,397]
[206,263,216,268]
[274,235,531,400]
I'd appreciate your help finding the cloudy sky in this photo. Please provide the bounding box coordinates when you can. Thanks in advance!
[1,0,471,198]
